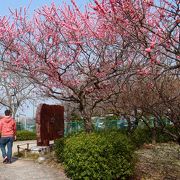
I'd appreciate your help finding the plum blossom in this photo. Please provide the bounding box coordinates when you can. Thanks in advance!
[145,47,152,53]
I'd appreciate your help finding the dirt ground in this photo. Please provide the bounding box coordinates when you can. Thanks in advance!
[134,142,180,180]
[0,140,69,180]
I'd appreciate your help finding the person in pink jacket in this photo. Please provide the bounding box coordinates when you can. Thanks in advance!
[0,110,16,163]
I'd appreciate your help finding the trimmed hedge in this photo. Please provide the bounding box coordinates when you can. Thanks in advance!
[55,131,135,179]
[16,130,36,141]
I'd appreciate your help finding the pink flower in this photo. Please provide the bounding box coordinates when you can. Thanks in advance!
[176,56,180,60]
[145,47,152,53]
[1,72,8,78]
[144,0,154,6]
[11,82,17,88]
[150,58,155,64]
[150,42,155,49]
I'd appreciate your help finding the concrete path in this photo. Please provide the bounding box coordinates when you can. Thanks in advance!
[0,140,69,180]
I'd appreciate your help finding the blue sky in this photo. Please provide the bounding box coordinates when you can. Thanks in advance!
[0,0,90,16]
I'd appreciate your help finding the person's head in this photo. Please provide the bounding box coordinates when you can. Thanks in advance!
[5,110,12,116]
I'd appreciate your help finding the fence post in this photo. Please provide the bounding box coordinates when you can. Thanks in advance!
[24,149,27,157]
[17,145,20,156]
[27,143,29,150]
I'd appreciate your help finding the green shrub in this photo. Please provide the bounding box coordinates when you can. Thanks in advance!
[130,126,177,147]
[156,126,177,143]
[55,131,135,179]
[54,138,65,162]
[16,130,36,141]
[131,128,152,147]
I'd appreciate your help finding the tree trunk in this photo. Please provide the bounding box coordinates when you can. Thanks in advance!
[80,106,93,133]
[84,117,93,133]
[177,137,180,145]
[152,128,157,144]
[126,116,132,133]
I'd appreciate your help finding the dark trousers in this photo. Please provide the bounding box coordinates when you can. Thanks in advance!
[0,137,14,160]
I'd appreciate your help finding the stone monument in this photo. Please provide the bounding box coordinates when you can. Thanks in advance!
[36,104,64,146]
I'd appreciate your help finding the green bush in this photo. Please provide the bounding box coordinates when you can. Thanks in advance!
[55,131,135,179]
[16,130,36,141]
[131,128,152,147]
[130,126,177,147]
[54,138,65,162]
[156,126,177,143]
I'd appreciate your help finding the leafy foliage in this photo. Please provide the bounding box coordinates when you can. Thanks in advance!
[16,130,36,141]
[54,138,65,162]
[70,113,83,122]
[130,126,176,147]
[55,131,135,179]
[131,128,152,147]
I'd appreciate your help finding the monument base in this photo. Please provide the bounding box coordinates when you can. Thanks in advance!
[30,144,53,154]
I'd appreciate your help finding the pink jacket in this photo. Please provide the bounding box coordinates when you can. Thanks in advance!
[0,116,16,137]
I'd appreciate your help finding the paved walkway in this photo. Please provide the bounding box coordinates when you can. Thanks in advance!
[0,140,69,180]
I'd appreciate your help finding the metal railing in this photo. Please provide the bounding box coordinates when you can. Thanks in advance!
[17,142,35,157]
